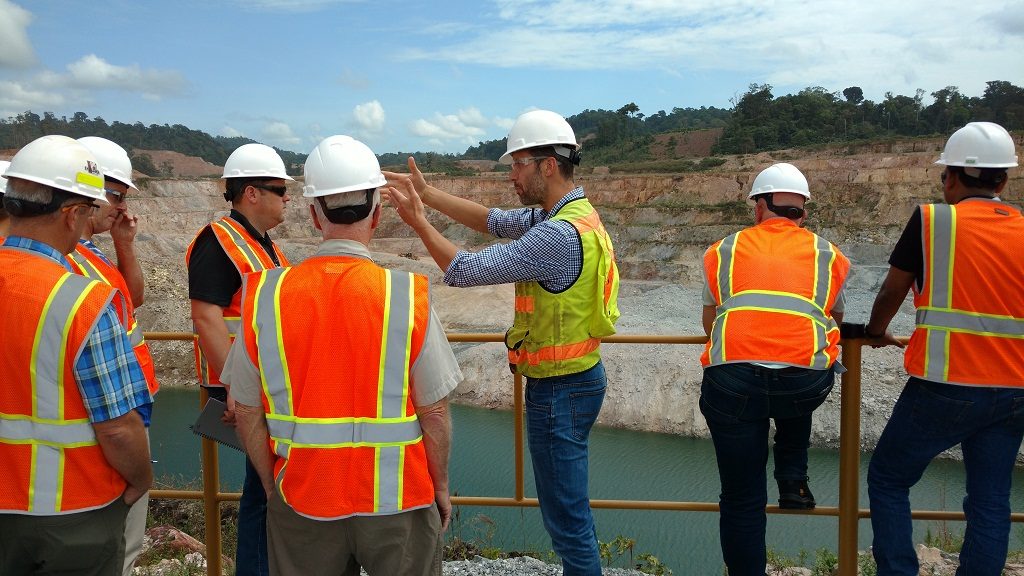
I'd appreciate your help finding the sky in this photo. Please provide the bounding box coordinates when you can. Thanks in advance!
[0,0,1021,157]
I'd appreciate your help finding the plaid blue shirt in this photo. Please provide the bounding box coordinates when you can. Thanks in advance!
[78,238,114,265]
[443,187,585,292]
[3,236,152,424]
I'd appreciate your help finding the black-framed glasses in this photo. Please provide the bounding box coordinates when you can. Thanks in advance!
[255,185,288,197]
[104,188,126,203]
[60,201,100,214]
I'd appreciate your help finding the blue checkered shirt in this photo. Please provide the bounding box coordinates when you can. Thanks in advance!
[443,187,585,292]
[3,236,152,424]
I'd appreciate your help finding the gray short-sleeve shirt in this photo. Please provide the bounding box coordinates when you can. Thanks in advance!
[222,239,462,408]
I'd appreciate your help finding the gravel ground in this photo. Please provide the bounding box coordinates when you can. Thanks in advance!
[442,557,647,576]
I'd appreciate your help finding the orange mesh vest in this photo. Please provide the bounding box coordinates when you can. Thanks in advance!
[905,200,1024,386]
[240,257,434,519]
[68,242,159,395]
[0,247,128,514]
[185,216,289,386]
[701,218,850,369]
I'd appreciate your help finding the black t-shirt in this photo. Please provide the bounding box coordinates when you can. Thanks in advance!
[888,198,1000,294]
[187,209,282,307]
[888,207,924,292]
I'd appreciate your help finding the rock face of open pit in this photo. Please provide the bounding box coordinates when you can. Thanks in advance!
[114,135,1024,456]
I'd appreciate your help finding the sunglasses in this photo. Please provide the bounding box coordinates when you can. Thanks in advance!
[105,188,126,202]
[256,185,288,197]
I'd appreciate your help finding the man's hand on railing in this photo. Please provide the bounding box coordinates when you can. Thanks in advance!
[866,329,905,349]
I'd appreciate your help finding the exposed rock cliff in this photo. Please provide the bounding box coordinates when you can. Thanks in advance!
[108,135,1023,454]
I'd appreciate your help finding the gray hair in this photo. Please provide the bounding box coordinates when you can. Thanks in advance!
[5,178,56,204]
[321,188,380,210]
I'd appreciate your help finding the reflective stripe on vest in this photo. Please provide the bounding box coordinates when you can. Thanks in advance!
[212,218,270,274]
[187,216,287,387]
[251,267,422,515]
[920,205,954,382]
[907,203,1024,385]
[705,223,844,369]
[24,274,107,514]
[68,244,159,394]
[504,197,620,378]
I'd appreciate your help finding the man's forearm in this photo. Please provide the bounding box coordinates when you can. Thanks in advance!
[421,185,491,235]
[235,403,275,495]
[867,267,915,335]
[416,398,451,492]
[191,300,231,380]
[702,305,717,337]
[114,241,145,307]
[93,410,152,493]
[412,220,460,273]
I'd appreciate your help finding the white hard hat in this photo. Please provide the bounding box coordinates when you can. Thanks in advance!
[0,160,10,195]
[222,143,295,181]
[77,136,137,190]
[498,110,579,165]
[749,162,811,199]
[936,122,1018,168]
[302,135,385,198]
[4,135,107,203]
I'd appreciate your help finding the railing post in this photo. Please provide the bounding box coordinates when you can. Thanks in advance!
[199,387,223,576]
[837,340,864,576]
[514,372,524,501]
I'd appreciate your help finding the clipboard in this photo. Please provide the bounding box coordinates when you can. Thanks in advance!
[191,398,244,452]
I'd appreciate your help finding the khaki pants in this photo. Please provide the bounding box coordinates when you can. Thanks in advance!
[123,428,151,576]
[267,492,442,576]
[0,498,130,576]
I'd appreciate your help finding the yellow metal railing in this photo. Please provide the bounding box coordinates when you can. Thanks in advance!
[143,331,1024,576]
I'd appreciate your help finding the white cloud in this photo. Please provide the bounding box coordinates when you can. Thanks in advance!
[0,80,65,115]
[403,0,1024,101]
[409,107,500,145]
[234,0,358,12]
[493,115,515,130]
[262,122,302,147]
[0,0,35,68]
[57,55,188,100]
[353,100,386,133]
[220,126,243,138]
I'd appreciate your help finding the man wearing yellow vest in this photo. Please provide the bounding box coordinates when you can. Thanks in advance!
[186,142,293,576]
[226,135,460,576]
[69,136,159,576]
[385,110,619,575]
[0,135,153,575]
[866,122,1024,576]
[699,163,850,576]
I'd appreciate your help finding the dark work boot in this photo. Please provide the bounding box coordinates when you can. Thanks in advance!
[778,477,816,509]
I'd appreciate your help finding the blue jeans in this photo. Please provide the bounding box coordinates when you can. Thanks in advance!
[868,377,1024,576]
[525,361,607,576]
[236,457,269,576]
[699,363,836,576]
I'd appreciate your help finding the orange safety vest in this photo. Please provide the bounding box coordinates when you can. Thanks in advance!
[185,216,289,386]
[240,257,434,519]
[0,246,128,514]
[701,218,850,369]
[68,242,159,395]
[905,200,1024,386]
